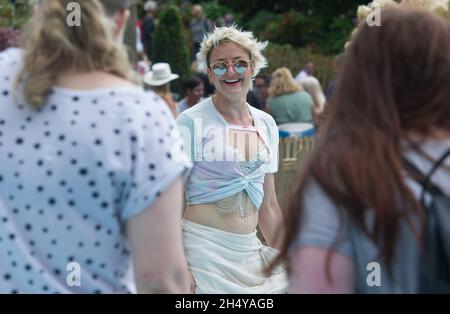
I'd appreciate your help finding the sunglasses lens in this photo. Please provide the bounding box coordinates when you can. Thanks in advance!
[234,60,248,74]
[212,64,227,76]
[234,66,247,74]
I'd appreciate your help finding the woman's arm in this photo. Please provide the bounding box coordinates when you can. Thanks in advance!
[288,180,355,293]
[289,247,355,293]
[126,177,194,293]
[159,92,178,118]
[258,174,284,249]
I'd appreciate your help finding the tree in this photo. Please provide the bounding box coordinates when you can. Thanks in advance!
[0,0,30,52]
[0,0,30,28]
[152,5,190,96]
[216,0,366,54]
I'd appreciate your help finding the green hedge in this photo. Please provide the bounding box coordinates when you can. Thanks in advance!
[264,43,335,91]
[0,0,30,28]
[152,5,191,96]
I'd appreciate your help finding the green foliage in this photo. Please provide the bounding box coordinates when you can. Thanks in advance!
[217,0,301,17]
[247,10,281,37]
[177,3,193,30]
[264,43,335,91]
[203,0,229,22]
[145,0,361,84]
[152,5,191,95]
[0,0,30,51]
[266,10,322,48]
[248,8,355,55]
[216,0,365,55]
[327,14,355,55]
[0,0,31,28]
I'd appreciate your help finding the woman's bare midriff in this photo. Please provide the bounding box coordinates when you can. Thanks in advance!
[183,123,264,234]
[184,203,259,234]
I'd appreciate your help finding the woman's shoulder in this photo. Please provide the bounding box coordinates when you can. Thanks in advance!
[293,90,312,98]
[0,48,22,75]
[272,91,306,101]
[291,90,314,105]
[0,48,22,95]
[178,97,212,118]
[250,105,276,127]
[55,71,136,90]
[0,47,22,63]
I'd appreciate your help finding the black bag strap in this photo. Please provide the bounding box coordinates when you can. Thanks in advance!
[403,148,450,205]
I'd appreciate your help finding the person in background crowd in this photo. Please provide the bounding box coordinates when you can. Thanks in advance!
[246,86,264,111]
[298,76,326,122]
[176,25,288,294]
[136,51,150,79]
[216,13,235,27]
[246,74,271,111]
[255,74,271,108]
[178,76,205,113]
[267,67,314,125]
[190,4,213,62]
[325,54,345,101]
[142,0,157,63]
[144,62,180,117]
[0,0,192,294]
[136,24,144,54]
[191,61,215,97]
[294,60,315,83]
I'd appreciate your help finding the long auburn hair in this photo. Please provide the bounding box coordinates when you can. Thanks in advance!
[273,8,450,277]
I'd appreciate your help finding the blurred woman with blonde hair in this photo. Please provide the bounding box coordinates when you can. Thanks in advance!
[177,25,287,294]
[267,67,314,125]
[0,0,192,293]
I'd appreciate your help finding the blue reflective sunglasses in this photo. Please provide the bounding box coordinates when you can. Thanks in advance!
[210,59,250,76]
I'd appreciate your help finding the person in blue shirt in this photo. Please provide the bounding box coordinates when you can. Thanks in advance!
[176,25,288,293]
[177,76,205,113]
[142,1,157,63]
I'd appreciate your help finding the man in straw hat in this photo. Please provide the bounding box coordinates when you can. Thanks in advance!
[144,62,180,117]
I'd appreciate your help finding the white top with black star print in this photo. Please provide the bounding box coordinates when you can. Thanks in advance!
[0,48,191,294]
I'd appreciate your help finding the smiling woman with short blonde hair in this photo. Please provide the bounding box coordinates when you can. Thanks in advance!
[177,25,288,294]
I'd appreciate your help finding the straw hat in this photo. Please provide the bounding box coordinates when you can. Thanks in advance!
[143,63,179,86]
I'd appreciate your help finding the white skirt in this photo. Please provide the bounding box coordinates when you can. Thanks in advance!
[182,219,288,294]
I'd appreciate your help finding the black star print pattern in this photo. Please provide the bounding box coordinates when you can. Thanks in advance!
[0,48,191,294]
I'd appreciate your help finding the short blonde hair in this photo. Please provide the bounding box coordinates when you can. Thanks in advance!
[196,24,268,77]
[268,67,301,97]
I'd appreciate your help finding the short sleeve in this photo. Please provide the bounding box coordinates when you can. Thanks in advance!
[0,48,22,78]
[176,112,203,163]
[120,92,192,221]
[290,181,353,257]
[266,117,279,174]
[176,113,195,162]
